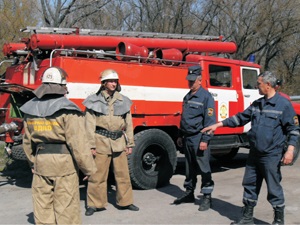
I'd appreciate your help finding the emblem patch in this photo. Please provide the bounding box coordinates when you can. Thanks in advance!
[294,116,299,126]
[207,108,214,116]
[46,74,53,79]
[219,103,228,119]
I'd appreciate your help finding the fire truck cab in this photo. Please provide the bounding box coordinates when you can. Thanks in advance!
[0,27,294,189]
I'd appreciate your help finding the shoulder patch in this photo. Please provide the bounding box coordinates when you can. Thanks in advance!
[207,108,214,116]
[294,116,299,126]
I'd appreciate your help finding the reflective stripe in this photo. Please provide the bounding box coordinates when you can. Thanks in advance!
[273,203,285,208]
[201,185,214,194]
[251,106,256,112]
[290,130,300,136]
[243,197,257,203]
[232,115,240,126]
[187,100,203,106]
[251,107,283,115]
[202,186,214,190]
[262,109,283,114]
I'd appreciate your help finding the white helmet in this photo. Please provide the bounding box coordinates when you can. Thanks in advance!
[100,69,119,82]
[42,67,67,84]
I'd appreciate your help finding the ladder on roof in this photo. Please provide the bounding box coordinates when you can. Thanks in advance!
[20,26,222,41]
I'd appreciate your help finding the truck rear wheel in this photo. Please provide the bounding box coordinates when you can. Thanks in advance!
[128,129,177,190]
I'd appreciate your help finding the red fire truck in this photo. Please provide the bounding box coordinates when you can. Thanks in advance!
[0,27,298,189]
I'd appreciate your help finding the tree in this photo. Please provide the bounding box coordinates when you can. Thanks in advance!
[0,0,39,42]
[0,0,39,69]
[39,0,112,27]
[1,0,299,94]
[193,0,300,94]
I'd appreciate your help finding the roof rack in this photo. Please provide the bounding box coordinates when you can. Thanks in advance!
[21,26,222,41]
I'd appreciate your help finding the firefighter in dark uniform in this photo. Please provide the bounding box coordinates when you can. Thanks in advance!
[173,65,216,211]
[202,71,300,225]
[20,67,96,225]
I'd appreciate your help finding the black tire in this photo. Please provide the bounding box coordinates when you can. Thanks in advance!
[211,147,239,161]
[11,144,28,161]
[128,129,177,190]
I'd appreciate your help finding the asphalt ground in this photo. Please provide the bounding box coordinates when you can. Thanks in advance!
[0,148,299,225]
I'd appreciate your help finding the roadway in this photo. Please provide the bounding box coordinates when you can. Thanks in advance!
[0,148,299,224]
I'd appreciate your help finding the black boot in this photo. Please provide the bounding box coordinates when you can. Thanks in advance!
[198,194,212,211]
[85,207,96,216]
[272,206,284,225]
[231,205,254,225]
[173,191,195,205]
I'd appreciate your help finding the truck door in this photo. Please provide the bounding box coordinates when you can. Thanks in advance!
[206,64,244,135]
[241,67,261,132]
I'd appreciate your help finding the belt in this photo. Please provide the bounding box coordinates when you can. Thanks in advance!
[36,143,70,154]
[95,127,123,140]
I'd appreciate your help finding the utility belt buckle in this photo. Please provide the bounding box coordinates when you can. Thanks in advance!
[95,128,123,140]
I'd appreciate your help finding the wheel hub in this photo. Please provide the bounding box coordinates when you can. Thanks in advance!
[143,152,157,165]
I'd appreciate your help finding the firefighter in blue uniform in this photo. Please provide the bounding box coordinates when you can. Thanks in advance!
[173,65,216,211]
[202,71,300,225]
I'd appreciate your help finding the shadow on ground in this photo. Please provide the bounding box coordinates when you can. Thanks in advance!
[0,158,32,188]
[175,151,248,176]
[0,151,249,190]
[26,212,35,224]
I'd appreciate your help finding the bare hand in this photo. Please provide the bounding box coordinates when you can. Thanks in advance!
[199,142,208,151]
[281,146,294,165]
[201,126,216,134]
[125,147,132,155]
[201,123,221,135]
[91,148,96,156]
[83,175,89,181]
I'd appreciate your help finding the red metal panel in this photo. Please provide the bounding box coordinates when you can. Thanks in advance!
[48,57,189,88]
[2,54,262,137]
[292,102,300,115]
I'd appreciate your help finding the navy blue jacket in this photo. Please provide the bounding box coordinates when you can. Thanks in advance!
[180,87,216,142]
[222,92,300,155]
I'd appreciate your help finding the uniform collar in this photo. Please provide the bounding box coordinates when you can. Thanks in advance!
[101,90,122,102]
[188,86,203,98]
[265,92,279,105]
[257,92,279,106]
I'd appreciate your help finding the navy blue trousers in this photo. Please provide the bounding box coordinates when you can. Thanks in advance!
[242,152,284,207]
[183,134,214,194]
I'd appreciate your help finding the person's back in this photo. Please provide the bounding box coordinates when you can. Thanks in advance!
[21,67,96,225]
[23,101,93,176]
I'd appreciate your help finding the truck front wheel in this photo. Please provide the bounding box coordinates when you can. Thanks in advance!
[11,144,27,161]
[128,129,177,190]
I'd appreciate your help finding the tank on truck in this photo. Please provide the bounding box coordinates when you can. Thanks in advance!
[48,49,194,67]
